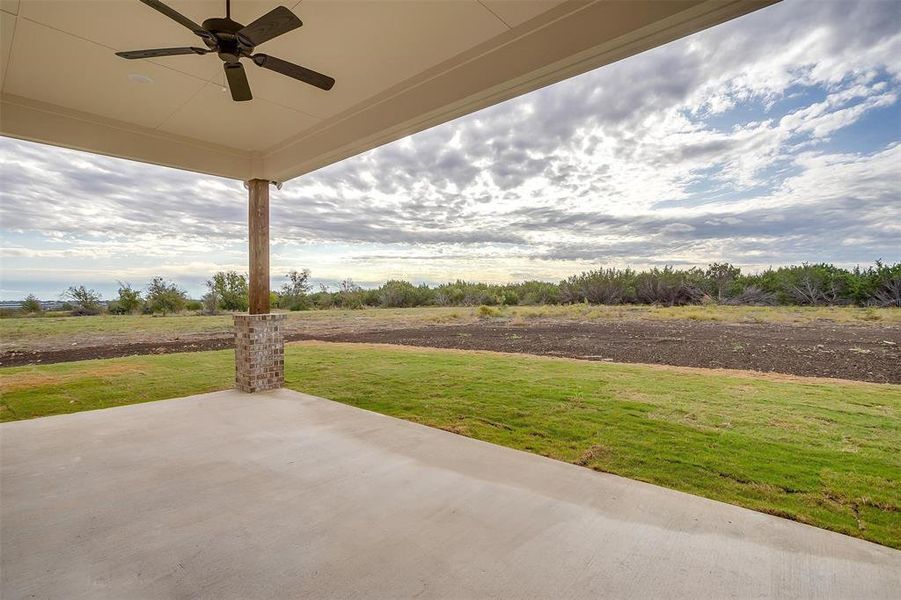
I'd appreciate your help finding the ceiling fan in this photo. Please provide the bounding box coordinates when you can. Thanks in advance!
[116,0,335,101]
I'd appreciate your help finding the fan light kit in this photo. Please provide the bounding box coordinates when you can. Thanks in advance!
[127,73,154,84]
[116,0,335,102]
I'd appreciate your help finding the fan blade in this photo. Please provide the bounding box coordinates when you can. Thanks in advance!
[139,0,205,35]
[252,54,334,91]
[116,47,209,59]
[237,6,302,47]
[224,62,252,101]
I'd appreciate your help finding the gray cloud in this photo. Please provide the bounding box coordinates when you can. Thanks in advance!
[1,0,900,293]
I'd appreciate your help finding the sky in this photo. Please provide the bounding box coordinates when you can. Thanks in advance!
[1,0,900,300]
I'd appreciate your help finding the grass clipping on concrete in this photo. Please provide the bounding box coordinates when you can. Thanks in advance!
[2,341,899,549]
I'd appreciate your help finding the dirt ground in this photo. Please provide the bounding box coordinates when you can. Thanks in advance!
[3,318,899,384]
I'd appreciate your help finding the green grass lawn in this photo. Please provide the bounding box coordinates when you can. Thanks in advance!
[1,341,899,548]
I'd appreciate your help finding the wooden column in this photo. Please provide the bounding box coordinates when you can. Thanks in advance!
[247,179,270,315]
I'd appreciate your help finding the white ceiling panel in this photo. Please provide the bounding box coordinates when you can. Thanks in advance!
[4,18,206,128]
[158,80,319,151]
[250,0,509,119]
[0,0,19,16]
[0,10,15,89]
[17,0,240,80]
[480,0,568,28]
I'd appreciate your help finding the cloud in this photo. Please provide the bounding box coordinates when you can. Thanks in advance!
[1,0,900,297]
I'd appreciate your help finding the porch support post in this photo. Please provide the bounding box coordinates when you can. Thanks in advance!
[248,178,270,315]
[234,179,285,393]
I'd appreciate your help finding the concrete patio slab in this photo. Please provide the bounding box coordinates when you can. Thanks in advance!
[1,389,898,599]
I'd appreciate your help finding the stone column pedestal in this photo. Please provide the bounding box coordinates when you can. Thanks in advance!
[234,314,286,393]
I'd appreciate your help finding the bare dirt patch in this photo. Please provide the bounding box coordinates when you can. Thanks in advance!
[316,320,899,383]
[2,318,899,384]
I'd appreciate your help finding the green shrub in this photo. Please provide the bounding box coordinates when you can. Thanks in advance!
[145,277,187,315]
[704,263,742,300]
[21,294,42,314]
[634,267,704,306]
[279,269,312,310]
[377,280,432,308]
[561,268,636,304]
[477,305,501,318]
[64,285,102,315]
[287,297,312,311]
[868,261,901,307]
[512,281,560,305]
[311,285,336,310]
[501,290,519,306]
[337,280,365,309]
[207,271,248,312]
[116,282,143,314]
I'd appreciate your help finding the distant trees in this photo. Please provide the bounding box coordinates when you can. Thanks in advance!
[338,279,365,309]
[207,271,248,312]
[379,280,432,308]
[560,268,635,305]
[9,260,899,320]
[64,285,102,315]
[278,269,312,311]
[292,262,901,310]
[554,262,901,307]
[145,277,187,315]
[871,262,901,307]
[115,282,143,314]
[201,287,220,315]
[20,294,42,314]
[705,262,742,301]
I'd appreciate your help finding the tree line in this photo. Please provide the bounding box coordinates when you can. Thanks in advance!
[10,261,901,316]
[281,262,901,310]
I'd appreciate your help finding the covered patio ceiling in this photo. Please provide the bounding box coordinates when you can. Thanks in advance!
[1,0,775,183]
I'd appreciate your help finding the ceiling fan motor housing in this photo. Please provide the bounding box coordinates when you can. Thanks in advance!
[201,17,248,63]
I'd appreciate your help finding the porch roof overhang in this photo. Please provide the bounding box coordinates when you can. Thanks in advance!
[0,0,776,183]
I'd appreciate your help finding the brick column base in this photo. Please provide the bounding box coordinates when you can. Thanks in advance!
[234,314,286,393]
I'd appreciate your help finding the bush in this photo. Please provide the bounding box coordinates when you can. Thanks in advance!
[201,290,220,315]
[336,279,365,309]
[781,264,848,305]
[115,282,143,314]
[207,271,248,312]
[562,268,636,304]
[873,281,901,307]
[704,263,742,301]
[842,260,901,308]
[721,286,776,306]
[286,296,312,311]
[513,281,560,305]
[500,290,519,306]
[377,280,432,308]
[477,305,501,318]
[433,281,466,306]
[185,300,203,311]
[146,277,187,315]
[279,269,312,310]
[64,285,102,315]
[311,285,336,310]
[21,294,42,314]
